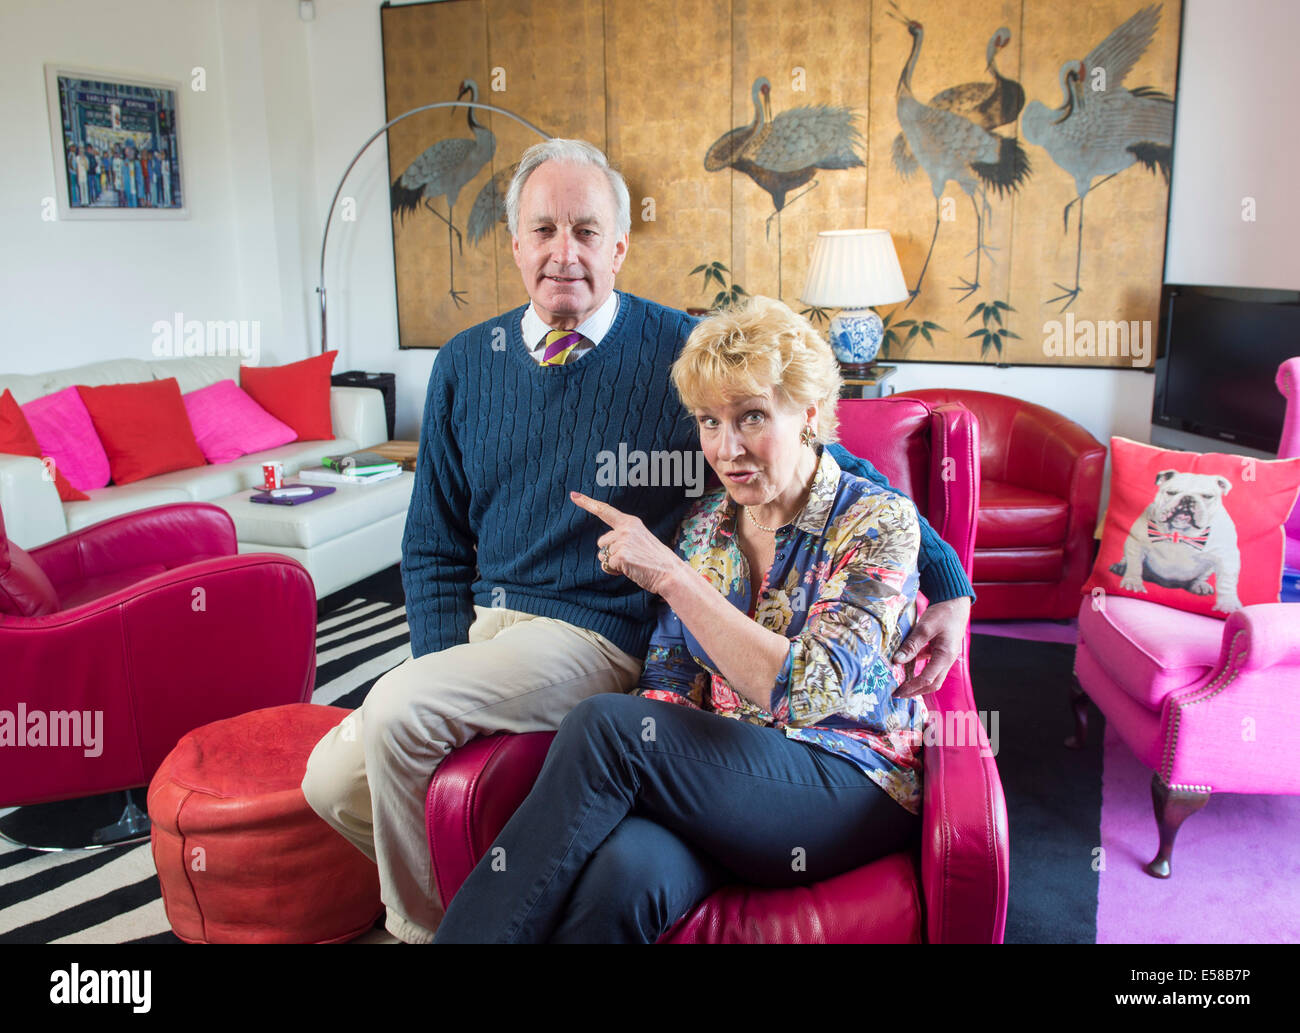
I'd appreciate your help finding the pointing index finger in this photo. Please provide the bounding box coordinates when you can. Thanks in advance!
[569,490,624,527]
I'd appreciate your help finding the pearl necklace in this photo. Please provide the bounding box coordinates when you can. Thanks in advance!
[744,506,779,533]
[742,453,819,535]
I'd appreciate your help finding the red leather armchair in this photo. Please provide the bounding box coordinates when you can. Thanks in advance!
[426,396,1010,943]
[898,389,1106,620]
[0,502,317,807]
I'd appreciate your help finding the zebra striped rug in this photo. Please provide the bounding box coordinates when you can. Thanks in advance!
[0,573,409,945]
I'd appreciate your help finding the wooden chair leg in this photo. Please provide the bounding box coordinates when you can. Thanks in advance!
[1146,774,1210,879]
[1065,679,1089,749]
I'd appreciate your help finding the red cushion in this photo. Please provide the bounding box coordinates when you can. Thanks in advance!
[0,389,90,502]
[0,540,60,617]
[1086,437,1300,618]
[239,351,337,442]
[974,546,1065,583]
[148,703,381,944]
[977,479,1069,549]
[76,379,206,486]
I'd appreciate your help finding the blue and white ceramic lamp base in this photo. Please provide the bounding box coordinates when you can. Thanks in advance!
[829,307,884,376]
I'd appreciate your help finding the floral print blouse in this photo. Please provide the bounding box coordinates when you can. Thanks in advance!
[637,446,926,814]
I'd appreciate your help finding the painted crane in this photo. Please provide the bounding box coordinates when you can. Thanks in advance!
[892,26,1025,172]
[1021,3,1173,310]
[889,7,1031,305]
[705,76,863,296]
[466,162,518,247]
[391,79,496,307]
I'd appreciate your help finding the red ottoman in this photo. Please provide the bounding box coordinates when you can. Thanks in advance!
[148,703,381,944]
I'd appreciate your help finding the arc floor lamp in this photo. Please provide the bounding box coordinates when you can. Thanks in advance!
[316,99,552,356]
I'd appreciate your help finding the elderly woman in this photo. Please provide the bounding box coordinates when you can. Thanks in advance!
[433,296,925,944]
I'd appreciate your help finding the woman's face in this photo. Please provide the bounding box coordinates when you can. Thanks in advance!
[694,387,817,510]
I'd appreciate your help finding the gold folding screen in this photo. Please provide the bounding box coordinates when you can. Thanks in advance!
[381,0,1181,367]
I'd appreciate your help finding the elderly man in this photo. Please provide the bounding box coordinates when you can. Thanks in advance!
[303,138,972,943]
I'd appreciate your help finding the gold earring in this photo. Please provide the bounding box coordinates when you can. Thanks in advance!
[801,424,815,447]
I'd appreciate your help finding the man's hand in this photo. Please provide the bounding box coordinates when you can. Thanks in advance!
[892,596,971,698]
[570,491,684,596]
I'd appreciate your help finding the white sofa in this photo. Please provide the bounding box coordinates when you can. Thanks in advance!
[0,355,411,598]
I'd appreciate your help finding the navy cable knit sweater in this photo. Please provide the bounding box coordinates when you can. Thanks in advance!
[401,292,973,659]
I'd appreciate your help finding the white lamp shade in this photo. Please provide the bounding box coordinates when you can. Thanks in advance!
[799,229,909,309]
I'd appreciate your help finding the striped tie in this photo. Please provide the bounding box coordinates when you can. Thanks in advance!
[541,329,585,366]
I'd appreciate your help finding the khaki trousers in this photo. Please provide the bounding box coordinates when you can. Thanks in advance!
[302,605,642,943]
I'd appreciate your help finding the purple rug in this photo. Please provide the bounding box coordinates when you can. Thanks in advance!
[1097,722,1300,943]
[972,619,1077,645]
[982,617,1300,943]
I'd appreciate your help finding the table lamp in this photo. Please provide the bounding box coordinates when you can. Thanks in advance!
[799,229,909,375]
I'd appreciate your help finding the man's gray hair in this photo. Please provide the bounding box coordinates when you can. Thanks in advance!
[505,139,631,237]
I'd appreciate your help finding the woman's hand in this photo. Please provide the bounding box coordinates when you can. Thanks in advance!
[569,492,687,597]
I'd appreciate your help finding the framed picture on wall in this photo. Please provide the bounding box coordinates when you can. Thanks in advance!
[44,64,188,220]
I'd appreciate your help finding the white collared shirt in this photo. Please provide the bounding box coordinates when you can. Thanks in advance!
[520,290,620,364]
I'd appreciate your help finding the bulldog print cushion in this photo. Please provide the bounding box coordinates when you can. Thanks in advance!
[1085,437,1300,617]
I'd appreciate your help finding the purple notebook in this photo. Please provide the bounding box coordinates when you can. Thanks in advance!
[249,483,336,506]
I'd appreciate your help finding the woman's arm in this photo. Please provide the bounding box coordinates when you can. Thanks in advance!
[825,442,972,603]
[656,568,790,711]
[570,488,920,716]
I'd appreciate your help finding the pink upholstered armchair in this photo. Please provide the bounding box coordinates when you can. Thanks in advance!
[0,502,317,809]
[426,396,1010,943]
[1071,357,1300,877]
[1072,600,1300,878]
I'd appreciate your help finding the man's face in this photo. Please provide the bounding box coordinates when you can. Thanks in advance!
[512,161,628,330]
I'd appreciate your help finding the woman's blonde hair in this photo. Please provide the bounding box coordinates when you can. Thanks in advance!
[671,295,842,444]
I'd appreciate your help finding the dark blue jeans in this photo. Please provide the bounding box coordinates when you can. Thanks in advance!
[433,693,921,943]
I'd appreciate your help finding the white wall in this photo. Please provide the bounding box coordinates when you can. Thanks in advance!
[1164,0,1300,290]
[0,0,316,374]
[3,0,1296,448]
[303,0,428,437]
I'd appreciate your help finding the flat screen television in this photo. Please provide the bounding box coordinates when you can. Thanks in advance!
[1153,284,1300,453]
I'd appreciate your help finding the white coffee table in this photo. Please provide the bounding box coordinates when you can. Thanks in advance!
[213,473,414,598]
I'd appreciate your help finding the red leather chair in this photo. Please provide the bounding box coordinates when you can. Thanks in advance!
[426,396,1010,943]
[898,389,1105,620]
[0,502,317,809]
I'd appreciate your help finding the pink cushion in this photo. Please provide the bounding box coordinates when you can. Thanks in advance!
[182,380,296,465]
[22,387,111,491]
[1078,594,1224,709]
